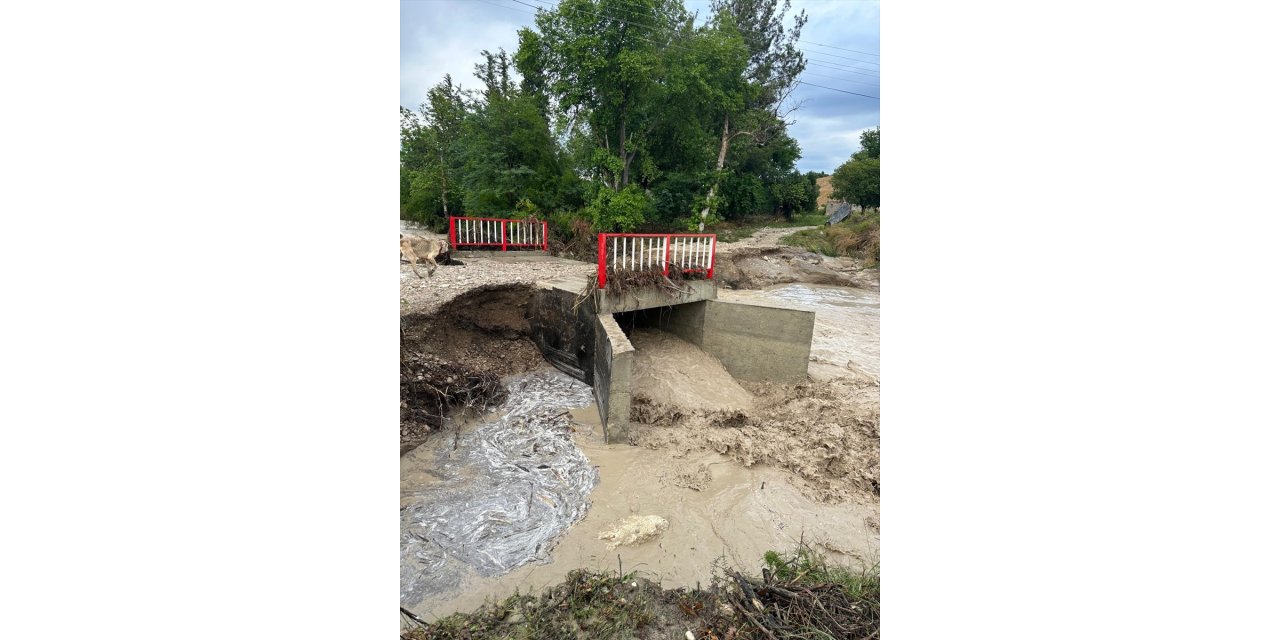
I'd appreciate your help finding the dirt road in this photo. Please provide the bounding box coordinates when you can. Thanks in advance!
[720,224,818,250]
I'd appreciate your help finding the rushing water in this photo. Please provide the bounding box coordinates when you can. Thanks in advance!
[400,369,597,608]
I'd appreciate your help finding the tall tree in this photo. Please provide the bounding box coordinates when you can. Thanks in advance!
[423,75,466,217]
[520,0,690,193]
[696,0,808,230]
[456,50,568,214]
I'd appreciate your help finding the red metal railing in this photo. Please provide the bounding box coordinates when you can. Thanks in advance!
[448,216,548,252]
[596,233,717,287]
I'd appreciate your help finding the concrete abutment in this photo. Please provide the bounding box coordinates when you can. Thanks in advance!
[528,275,815,443]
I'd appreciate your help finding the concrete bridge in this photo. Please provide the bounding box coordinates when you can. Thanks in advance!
[443,219,818,443]
[529,270,816,443]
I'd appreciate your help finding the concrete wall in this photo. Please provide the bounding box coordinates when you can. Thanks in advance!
[528,284,597,383]
[596,279,716,314]
[593,313,634,444]
[700,300,814,383]
[645,300,814,384]
[662,300,706,347]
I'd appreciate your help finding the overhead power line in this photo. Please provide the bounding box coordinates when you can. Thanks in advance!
[801,70,880,89]
[806,60,879,78]
[472,0,538,16]
[796,81,878,100]
[799,39,879,57]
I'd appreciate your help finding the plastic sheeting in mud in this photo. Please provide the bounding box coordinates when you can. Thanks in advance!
[400,369,597,608]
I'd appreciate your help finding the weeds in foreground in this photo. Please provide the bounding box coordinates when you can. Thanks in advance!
[402,546,879,640]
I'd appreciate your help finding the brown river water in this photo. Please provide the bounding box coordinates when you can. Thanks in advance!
[401,283,880,620]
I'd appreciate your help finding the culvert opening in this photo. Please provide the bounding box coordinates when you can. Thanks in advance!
[612,304,683,339]
[610,304,756,425]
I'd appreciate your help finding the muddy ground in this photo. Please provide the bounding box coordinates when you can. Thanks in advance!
[715,243,879,291]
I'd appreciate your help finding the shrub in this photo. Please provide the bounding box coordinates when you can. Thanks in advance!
[585,185,654,232]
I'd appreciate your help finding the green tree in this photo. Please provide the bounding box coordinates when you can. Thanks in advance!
[855,127,879,160]
[831,128,881,211]
[522,0,691,192]
[456,50,568,215]
[696,0,808,230]
[831,157,879,211]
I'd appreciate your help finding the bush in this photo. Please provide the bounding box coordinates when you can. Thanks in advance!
[585,185,654,232]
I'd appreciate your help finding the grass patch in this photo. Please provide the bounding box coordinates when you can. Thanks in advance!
[711,213,827,243]
[781,211,880,266]
[402,546,879,640]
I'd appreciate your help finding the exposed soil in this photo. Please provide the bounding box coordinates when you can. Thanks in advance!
[816,175,835,209]
[400,285,548,453]
[400,245,595,317]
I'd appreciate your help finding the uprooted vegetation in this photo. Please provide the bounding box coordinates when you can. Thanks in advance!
[400,285,545,453]
[400,545,879,640]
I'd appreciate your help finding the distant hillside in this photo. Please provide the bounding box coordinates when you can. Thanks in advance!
[816,175,837,208]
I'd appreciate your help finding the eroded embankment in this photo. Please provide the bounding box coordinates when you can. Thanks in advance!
[400,285,544,453]
[715,245,879,291]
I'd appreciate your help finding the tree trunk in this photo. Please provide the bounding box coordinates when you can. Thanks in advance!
[698,114,733,232]
[618,101,629,190]
[439,148,449,216]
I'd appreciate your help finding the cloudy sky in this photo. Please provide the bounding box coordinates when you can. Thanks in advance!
[401,0,879,173]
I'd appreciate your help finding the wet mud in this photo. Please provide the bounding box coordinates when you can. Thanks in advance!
[405,401,879,620]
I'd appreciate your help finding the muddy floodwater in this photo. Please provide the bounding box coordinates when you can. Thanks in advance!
[400,370,597,608]
[401,282,880,620]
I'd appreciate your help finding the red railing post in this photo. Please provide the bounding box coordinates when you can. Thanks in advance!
[501,220,508,251]
[707,235,717,279]
[662,233,672,277]
[597,234,607,288]
[448,216,457,249]
[543,221,549,252]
